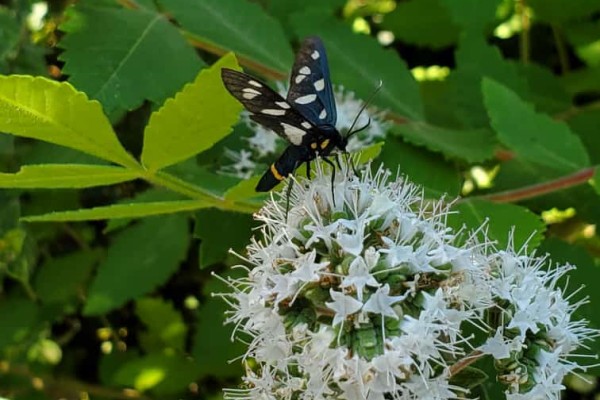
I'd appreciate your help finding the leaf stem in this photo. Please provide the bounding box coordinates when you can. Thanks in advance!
[142,170,258,213]
[474,167,595,203]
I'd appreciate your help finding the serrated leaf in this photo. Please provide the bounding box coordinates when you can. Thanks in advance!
[136,298,186,352]
[382,0,459,48]
[22,199,210,222]
[0,76,137,168]
[113,352,200,394]
[142,53,242,170]
[483,78,590,172]
[84,214,189,315]
[291,13,423,120]
[0,164,140,188]
[194,209,254,268]
[379,136,462,198]
[439,0,501,32]
[59,3,203,115]
[160,0,293,74]
[34,249,101,308]
[390,122,497,163]
[448,199,545,250]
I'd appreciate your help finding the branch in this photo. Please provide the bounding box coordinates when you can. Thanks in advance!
[474,167,596,203]
[449,350,484,377]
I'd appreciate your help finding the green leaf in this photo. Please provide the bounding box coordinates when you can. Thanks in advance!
[192,292,244,378]
[0,164,140,188]
[447,33,529,127]
[449,366,488,389]
[528,0,600,24]
[592,167,600,197]
[160,0,294,74]
[224,175,264,202]
[113,352,200,394]
[448,199,546,250]
[379,136,462,198]
[439,0,501,32]
[84,214,189,315]
[483,78,590,172]
[21,200,210,222]
[136,298,186,352]
[516,63,572,114]
[0,298,39,351]
[59,3,203,115]
[390,122,497,163]
[538,237,600,370]
[568,110,600,165]
[0,8,20,62]
[0,76,138,168]
[34,249,101,309]
[381,0,459,48]
[194,209,255,268]
[291,13,423,121]
[561,66,600,95]
[355,142,384,164]
[142,53,242,170]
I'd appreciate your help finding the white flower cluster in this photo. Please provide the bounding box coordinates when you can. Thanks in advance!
[219,85,388,179]
[218,161,597,400]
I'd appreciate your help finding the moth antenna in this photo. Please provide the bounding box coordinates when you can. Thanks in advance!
[345,80,383,140]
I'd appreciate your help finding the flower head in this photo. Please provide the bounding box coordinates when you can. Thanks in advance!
[219,160,597,400]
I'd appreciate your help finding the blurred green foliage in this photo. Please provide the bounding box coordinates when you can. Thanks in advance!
[0,0,599,399]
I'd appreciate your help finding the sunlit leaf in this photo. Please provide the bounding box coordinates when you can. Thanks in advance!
[22,200,210,222]
[142,53,242,171]
[0,76,137,168]
[136,298,186,352]
[0,164,140,188]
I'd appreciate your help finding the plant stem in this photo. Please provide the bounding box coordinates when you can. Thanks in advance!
[552,25,570,74]
[142,170,258,214]
[474,167,595,203]
[517,0,530,64]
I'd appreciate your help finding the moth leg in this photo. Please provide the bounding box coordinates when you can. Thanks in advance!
[285,178,294,221]
[305,160,311,180]
[323,157,337,207]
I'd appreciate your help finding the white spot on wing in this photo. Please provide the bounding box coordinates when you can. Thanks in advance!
[242,88,260,100]
[295,74,306,84]
[261,109,286,116]
[311,50,320,60]
[299,66,311,75]
[275,101,290,109]
[314,79,325,91]
[301,121,311,129]
[295,94,317,105]
[248,80,262,88]
[281,123,306,145]
[319,108,327,119]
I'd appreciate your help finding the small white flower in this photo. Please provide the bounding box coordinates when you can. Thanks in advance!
[326,289,364,327]
[362,284,405,319]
